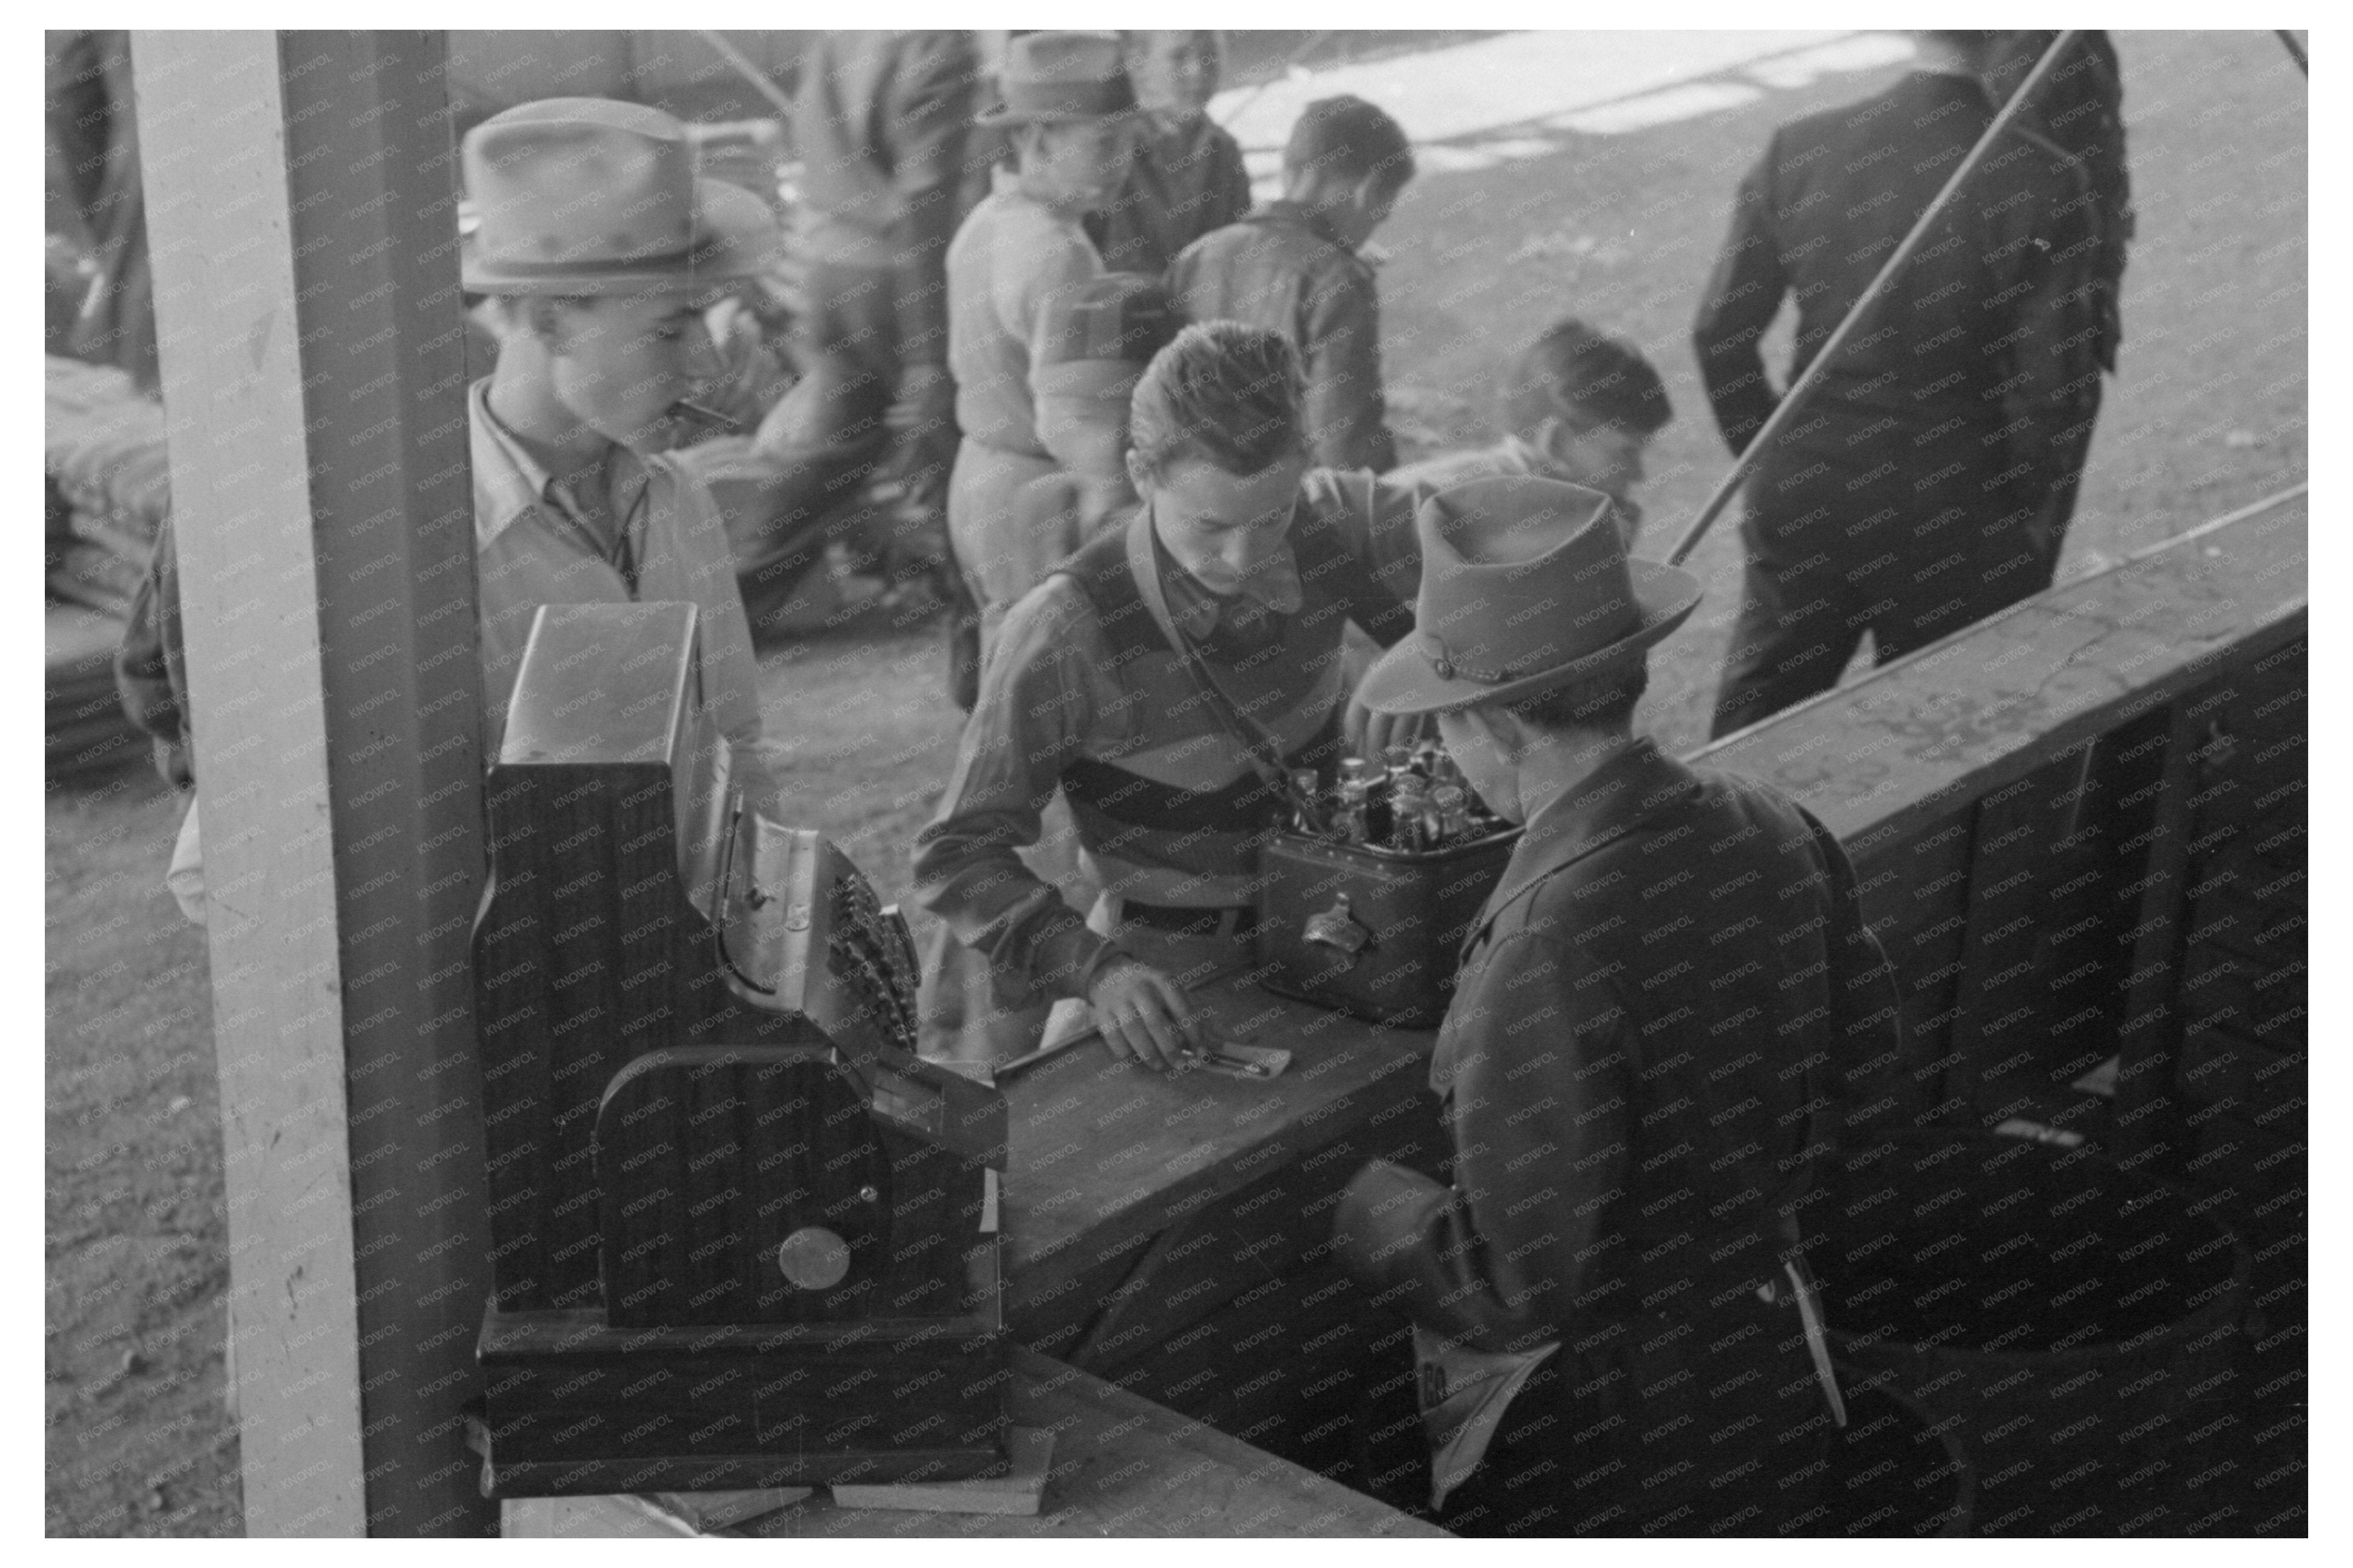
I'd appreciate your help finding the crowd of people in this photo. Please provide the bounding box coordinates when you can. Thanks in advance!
[96,27,2131,1537]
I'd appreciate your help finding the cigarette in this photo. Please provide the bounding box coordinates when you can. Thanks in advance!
[671,399,743,433]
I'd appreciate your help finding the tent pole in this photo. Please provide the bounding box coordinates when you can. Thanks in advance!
[1666,30,2080,568]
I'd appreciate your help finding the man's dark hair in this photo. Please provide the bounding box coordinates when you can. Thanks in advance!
[1129,321,1306,478]
[1503,319,1672,437]
[1281,94,1415,193]
[1504,664,1648,735]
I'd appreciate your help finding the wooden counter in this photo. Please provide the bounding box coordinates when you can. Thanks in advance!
[509,489,2306,1537]
[504,1347,1446,1538]
[993,967,1443,1486]
[978,488,2308,1505]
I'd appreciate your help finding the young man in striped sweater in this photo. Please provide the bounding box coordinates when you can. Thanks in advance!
[913,321,1433,1065]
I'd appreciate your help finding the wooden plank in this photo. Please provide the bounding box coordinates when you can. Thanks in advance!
[1841,818,1975,1134]
[2106,700,2208,1176]
[1703,497,2304,1146]
[507,1349,1447,1537]
[1703,495,2308,850]
[999,974,1434,1328]
[136,30,487,1534]
[1941,753,2090,1125]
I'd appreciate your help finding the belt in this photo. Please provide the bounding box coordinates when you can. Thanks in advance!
[1119,899,1258,937]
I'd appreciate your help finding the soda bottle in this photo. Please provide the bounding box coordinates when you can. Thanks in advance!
[1290,768,1329,837]
[1336,757,1373,845]
[1370,769,1398,847]
[1389,772,1430,853]
[1432,781,1472,844]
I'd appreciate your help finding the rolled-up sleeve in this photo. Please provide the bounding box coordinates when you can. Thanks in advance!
[912,581,1115,1007]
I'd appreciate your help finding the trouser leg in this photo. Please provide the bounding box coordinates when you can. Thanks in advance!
[1871,475,2054,666]
[942,553,984,712]
[1709,512,1866,740]
[721,436,884,634]
[725,262,901,631]
[2020,390,2101,590]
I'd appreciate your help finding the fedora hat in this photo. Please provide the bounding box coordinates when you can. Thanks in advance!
[461,98,779,297]
[978,32,1137,127]
[1358,476,1702,716]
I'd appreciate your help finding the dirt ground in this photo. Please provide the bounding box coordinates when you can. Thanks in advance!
[44,30,2305,1536]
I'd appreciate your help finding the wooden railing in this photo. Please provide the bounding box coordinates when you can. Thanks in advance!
[1704,489,2308,1310]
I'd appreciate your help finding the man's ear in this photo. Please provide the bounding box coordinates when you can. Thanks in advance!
[524,295,567,349]
[1528,412,1570,464]
[1457,702,1516,760]
[1123,447,1153,498]
[1348,171,1403,223]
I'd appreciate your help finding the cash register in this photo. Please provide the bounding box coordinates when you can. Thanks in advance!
[467,601,1009,1499]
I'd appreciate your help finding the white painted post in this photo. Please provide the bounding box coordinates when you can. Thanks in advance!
[135,30,490,1535]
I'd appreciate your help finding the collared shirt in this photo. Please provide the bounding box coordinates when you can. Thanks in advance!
[1087,110,1253,278]
[470,380,783,817]
[913,470,1425,1006]
[946,175,1106,457]
[1159,534,1305,650]
[1169,201,1396,473]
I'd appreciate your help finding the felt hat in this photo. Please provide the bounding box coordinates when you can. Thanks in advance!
[977,32,1138,127]
[1357,476,1702,716]
[460,98,779,296]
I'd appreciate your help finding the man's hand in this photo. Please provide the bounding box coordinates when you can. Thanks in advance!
[1086,956,1211,1073]
[692,296,794,430]
[1344,688,1435,761]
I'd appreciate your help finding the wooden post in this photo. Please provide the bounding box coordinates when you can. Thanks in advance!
[134,30,490,1535]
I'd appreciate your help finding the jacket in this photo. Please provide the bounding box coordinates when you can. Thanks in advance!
[1336,738,1903,1355]
[1087,110,1252,278]
[1692,68,2097,476]
[946,178,1104,459]
[791,30,981,366]
[1169,202,1396,472]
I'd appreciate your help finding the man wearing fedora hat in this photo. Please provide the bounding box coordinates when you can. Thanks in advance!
[1330,476,1902,1533]
[147,96,789,922]
[945,30,1142,661]
[462,97,787,814]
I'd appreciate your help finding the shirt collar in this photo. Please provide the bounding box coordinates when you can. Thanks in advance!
[1148,499,1307,641]
[1257,199,1350,253]
[472,379,652,553]
[1479,737,1700,928]
[470,379,553,549]
[1492,436,1546,478]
